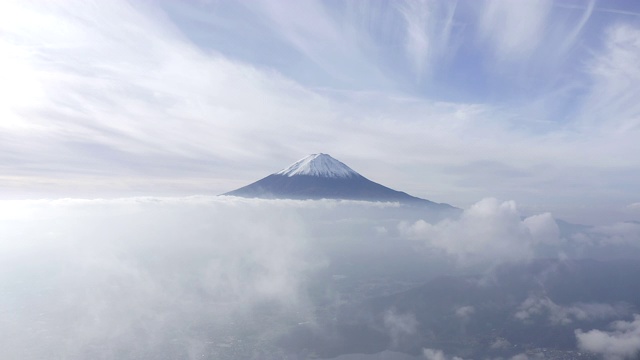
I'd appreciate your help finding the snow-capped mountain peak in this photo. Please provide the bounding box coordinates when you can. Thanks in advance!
[223,153,457,212]
[275,153,360,178]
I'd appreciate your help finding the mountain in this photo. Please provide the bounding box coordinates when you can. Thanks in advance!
[223,153,456,209]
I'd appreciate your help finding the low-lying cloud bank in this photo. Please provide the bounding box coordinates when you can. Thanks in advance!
[399,198,560,266]
[1,196,638,359]
[400,197,640,267]
[0,196,448,358]
[0,196,331,358]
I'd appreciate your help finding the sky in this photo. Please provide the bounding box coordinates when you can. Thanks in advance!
[1,0,640,224]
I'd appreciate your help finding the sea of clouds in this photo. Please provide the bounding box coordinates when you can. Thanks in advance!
[1,196,639,359]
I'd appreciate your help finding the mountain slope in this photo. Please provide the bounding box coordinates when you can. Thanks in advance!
[223,154,456,210]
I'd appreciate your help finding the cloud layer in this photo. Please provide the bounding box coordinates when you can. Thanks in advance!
[0,196,326,358]
[1,195,639,358]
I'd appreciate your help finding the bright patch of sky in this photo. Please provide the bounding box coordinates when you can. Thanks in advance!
[1,0,640,224]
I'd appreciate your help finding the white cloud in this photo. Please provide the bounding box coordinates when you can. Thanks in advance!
[510,354,540,360]
[454,305,475,319]
[523,212,561,245]
[0,196,331,358]
[245,0,390,89]
[572,222,640,247]
[0,196,459,358]
[1,195,638,358]
[0,0,349,194]
[490,337,511,350]
[478,0,553,62]
[398,0,457,79]
[580,23,640,134]
[576,314,640,360]
[1,1,639,225]
[399,198,560,266]
[515,295,630,325]
[384,308,419,347]
[0,1,480,199]
[422,348,464,360]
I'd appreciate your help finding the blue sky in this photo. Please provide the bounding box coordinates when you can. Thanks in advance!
[1,0,640,223]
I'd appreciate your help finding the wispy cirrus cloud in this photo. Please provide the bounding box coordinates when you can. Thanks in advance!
[579,23,640,134]
[398,0,458,79]
[235,0,395,91]
[478,0,554,62]
[1,0,640,224]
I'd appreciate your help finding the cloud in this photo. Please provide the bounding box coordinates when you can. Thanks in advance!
[0,0,358,195]
[576,314,640,360]
[422,348,464,360]
[515,295,630,325]
[1,1,640,225]
[399,198,560,266]
[476,0,594,72]
[0,195,463,358]
[384,308,419,347]
[244,0,390,89]
[571,222,640,248]
[454,305,475,319]
[580,23,640,134]
[0,196,336,358]
[490,337,511,350]
[398,0,458,79]
[478,0,553,62]
[524,212,561,245]
[509,354,544,360]
[2,195,639,358]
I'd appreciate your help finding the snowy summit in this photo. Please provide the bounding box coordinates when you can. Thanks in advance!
[276,153,360,178]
